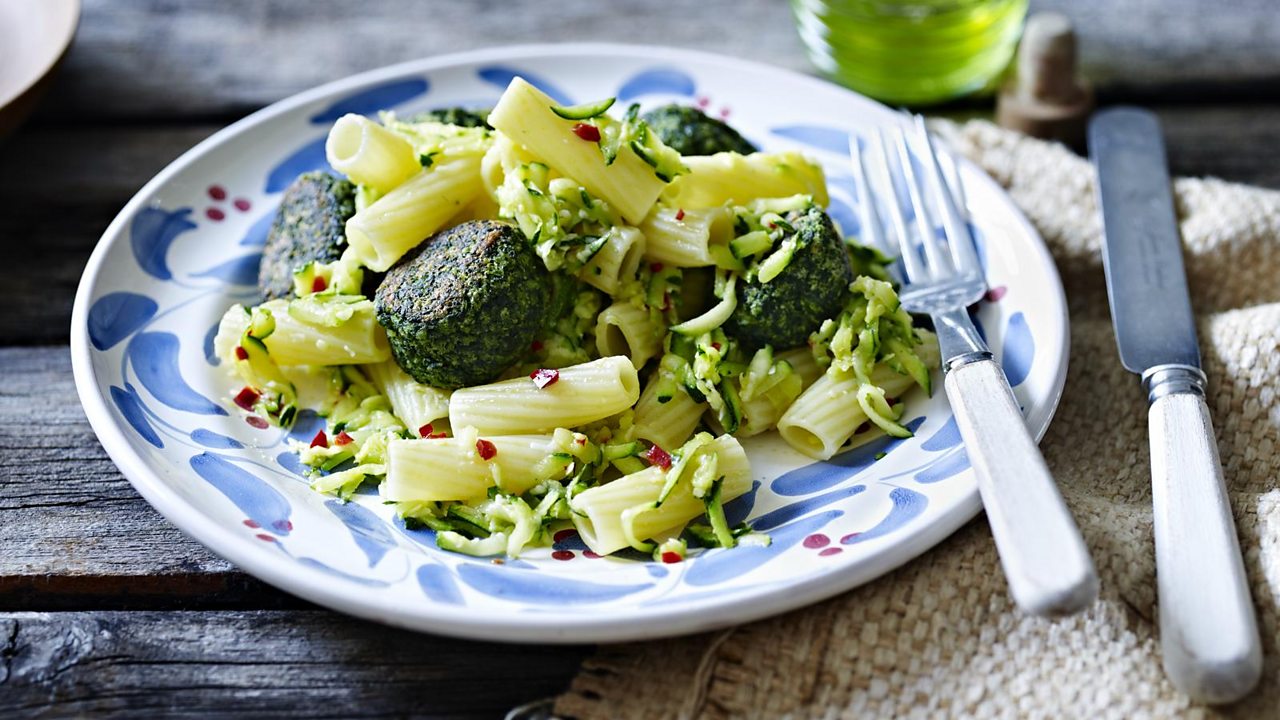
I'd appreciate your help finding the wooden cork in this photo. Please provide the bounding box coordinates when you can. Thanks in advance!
[997,12,1094,149]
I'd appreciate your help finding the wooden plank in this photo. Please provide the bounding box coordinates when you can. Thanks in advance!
[0,610,589,718]
[0,126,217,345]
[35,0,1280,124]
[0,346,287,609]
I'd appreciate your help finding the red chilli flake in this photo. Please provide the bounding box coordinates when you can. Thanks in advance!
[674,208,685,221]
[234,345,249,361]
[530,340,544,352]
[418,423,434,437]
[476,438,498,461]
[233,386,259,411]
[311,276,328,293]
[309,430,329,449]
[334,431,355,446]
[530,368,560,389]
[644,444,673,470]
[711,342,722,351]
[427,432,449,439]
[572,122,601,142]
[649,262,664,272]
[661,551,683,564]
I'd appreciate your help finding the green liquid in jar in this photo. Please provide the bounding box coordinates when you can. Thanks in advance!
[790,0,1029,106]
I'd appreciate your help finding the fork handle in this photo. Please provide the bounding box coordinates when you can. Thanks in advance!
[945,359,1098,616]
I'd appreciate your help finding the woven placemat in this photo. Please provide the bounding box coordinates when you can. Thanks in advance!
[552,120,1280,719]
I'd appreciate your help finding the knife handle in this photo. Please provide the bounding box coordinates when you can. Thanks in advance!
[1149,391,1261,703]
[945,359,1098,616]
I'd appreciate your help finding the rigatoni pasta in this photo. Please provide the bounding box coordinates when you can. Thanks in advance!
[345,153,485,271]
[640,206,734,267]
[449,356,640,434]
[325,113,422,193]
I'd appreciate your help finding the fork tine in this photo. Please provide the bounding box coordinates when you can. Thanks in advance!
[893,122,952,278]
[874,127,926,282]
[848,133,889,257]
[913,115,981,275]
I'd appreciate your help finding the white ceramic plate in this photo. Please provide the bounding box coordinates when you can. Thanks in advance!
[71,44,1067,643]
[0,0,79,133]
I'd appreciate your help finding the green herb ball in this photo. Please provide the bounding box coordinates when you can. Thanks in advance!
[725,207,854,350]
[258,171,355,300]
[640,104,757,156]
[375,220,552,389]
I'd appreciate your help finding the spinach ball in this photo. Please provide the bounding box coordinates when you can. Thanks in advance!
[258,171,355,300]
[375,220,551,389]
[641,104,757,156]
[725,207,854,350]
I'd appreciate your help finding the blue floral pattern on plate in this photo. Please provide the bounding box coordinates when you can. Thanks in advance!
[72,47,1068,642]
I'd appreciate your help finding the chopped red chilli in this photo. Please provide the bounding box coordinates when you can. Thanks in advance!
[476,438,497,460]
[233,386,259,411]
[572,122,601,142]
[311,276,327,293]
[661,551,683,564]
[644,444,673,470]
[674,208,685,221]
[427,432,448,439]
[418,423,434,437]
[334,431,355,446]
[234,345,249,361]
[530,368,560,389]
[530,340,544,352]
[649,262,664,272]
[711,342,722,351]
[309,430,328,449]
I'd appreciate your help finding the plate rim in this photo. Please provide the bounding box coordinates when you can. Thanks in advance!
[70,42,1069,643]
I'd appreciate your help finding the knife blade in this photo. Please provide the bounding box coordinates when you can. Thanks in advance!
[1091,108,1200,374]
[1089,107,1261,704]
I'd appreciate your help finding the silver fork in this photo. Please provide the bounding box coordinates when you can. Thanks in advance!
[851,116,1098,616]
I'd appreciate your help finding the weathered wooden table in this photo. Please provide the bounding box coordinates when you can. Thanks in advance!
[3,1,1277,716]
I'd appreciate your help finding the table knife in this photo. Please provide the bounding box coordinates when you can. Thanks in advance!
[1089,107,1262,704]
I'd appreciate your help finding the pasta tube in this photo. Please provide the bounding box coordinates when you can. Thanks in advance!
[631,377,706,451]
[488,77,666,224]
[594,301,663,370]
[325,114,421,193]
[570,434,751,555]
[345,153,484,272]
[662,151,829,209]
[384,433,558,502]
[449,356,640,434]
[579,226,646,295]
[215,300,390,367]
[640,206,734,267]
[363,359,451,435]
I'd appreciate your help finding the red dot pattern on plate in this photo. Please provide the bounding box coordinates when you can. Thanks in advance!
[243,519,260,528]
[718,106,731,119]
[985,286,1007,302]
[840,532,861,543]
[553,529,576,543]
[245,416,269,429]
[552,550,575,561]
[803,533,830,549]
[819,547,843,557]
[208,185,227,200]
[583,550,601,559]
[234,198,252,212]
[206,207,226,221]
[696,96,710,109]
[255,533,275,542]
[204,185,253,221]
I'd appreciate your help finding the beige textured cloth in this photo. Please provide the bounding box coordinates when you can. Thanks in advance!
[553,121,1280,719]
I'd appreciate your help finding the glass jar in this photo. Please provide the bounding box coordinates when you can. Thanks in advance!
[790,0,1029,106]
